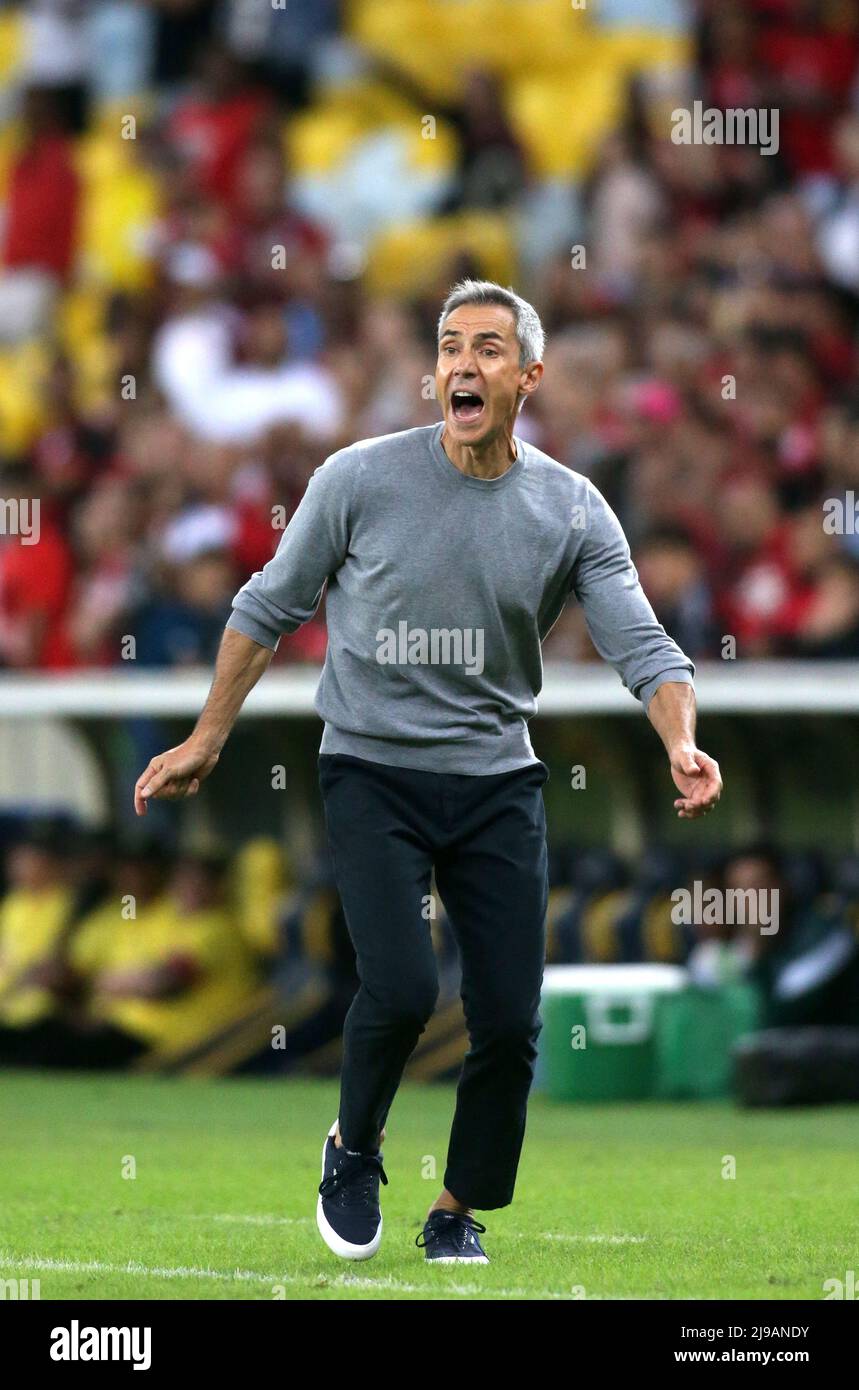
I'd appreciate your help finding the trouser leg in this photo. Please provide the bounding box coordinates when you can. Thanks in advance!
[435,763,549,1209]
[318,755,439,1153]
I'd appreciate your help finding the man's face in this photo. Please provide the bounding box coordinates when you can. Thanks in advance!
[435,304,540,448]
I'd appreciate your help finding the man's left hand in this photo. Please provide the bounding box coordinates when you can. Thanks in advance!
[670,745,722,820]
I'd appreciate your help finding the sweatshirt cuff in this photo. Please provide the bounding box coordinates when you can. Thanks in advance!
[637,667,695,712]
[226,606,281,651]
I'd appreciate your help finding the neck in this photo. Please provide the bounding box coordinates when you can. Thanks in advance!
[440,419,518,479]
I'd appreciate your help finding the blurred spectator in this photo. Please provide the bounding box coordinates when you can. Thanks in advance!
[165,40,275,209]
[789,554,859,658]
[371,59,529,212]
[0,88,80,342]
[635,525,716,658]
[70,847,259,1061]
[0,466,74,669]
[811,113,859,295]
[716,844,859,1027]
[712,475,814,656]
[153,279,343,444]
[756,0,859,178]
[132,545,237,667]
[224,135,329,300]
[0,820,73,1055]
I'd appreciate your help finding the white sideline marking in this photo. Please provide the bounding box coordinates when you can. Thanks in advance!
[189,1215,644,1245]
[0,1254,575,1300]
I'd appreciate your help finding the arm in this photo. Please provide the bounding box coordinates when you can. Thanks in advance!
[134,628,273,814]
[571,483,721,820]
[134,447,356,814]
[646,679,722,821]
[95,956,199,999]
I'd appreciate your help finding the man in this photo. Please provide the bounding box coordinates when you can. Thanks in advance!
[134,280,722,1265]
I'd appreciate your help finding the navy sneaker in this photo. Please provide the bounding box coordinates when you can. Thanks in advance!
[316,1121,387,1260]
[416,1210,489,1264]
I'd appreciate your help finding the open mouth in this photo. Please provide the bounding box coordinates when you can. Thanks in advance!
[451,389,485,423]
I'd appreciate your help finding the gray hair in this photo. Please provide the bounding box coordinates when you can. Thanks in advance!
[437,279,545,368]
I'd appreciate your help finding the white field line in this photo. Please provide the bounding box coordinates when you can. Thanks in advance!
[181,1214,646,1245]
[0,1253,578,1300]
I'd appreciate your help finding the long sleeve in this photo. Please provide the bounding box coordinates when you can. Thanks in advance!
[227,447,356,650]
[570,482,695,709]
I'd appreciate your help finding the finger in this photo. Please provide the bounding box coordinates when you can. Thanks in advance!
[134,762,162,816]
[696,756,722,789]
[675,797,713,817]
[158,777,192,801]
[681,777,721,808]
[139,764,177,801]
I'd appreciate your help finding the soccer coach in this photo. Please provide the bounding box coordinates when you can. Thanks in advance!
[134,280,722,1266]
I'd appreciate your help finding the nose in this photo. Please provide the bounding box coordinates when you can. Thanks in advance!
[453,354,478,381]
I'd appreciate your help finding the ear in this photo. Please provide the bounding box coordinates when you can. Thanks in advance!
[518,361,544,400]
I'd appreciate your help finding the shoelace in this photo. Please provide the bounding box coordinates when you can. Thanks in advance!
[415,1212,487,1251]
[319,1151,388,1207]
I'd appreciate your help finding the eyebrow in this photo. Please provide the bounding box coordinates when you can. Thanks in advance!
[439,329,506,343]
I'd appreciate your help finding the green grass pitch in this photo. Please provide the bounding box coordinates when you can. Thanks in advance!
[1,1070,856,1300]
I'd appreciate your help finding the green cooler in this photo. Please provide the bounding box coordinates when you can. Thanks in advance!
[539,964,687,1101]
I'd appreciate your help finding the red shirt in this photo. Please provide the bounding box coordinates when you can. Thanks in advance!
[3,135,80,278]
[0,523,74,668]
[715,526,815,650]
[168,92,272,206]
[758,25,859,174]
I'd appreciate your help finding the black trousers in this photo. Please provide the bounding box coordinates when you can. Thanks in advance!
[318,752,549,1210]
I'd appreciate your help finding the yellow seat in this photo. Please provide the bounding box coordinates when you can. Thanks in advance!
[75,134,161,290]
[597,27,692,75]
[89,96,156,138]
[56,286,107,352]
[0,342,50,454]
[0,123,20,201]
[233,839,289,958]
[287,104,373,175]
[348,0,591,80]
[57,293,114,412]
[366,211,515,296]
[0,9,24,85]
[508,67,626,178]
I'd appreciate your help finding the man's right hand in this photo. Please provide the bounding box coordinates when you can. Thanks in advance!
[134,738,220,816]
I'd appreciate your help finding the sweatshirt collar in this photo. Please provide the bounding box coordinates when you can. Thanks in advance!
[429,422,524,490]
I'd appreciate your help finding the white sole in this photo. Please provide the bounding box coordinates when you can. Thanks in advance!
[426,1255,490,1265]
[316,1121,382,1261]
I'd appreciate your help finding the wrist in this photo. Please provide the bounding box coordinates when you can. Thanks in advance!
[667,739,696,762]
[189,727,223,760]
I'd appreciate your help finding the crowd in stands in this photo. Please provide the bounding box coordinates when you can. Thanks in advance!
[0,814,281,1067]
[1,0,859,670]
[548,840,859,1029]
[1,811,857,1071]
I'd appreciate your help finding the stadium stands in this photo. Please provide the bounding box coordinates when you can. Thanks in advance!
[1,0,859,1079]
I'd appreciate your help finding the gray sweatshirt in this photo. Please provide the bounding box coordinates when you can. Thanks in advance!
[227,422,694,774]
